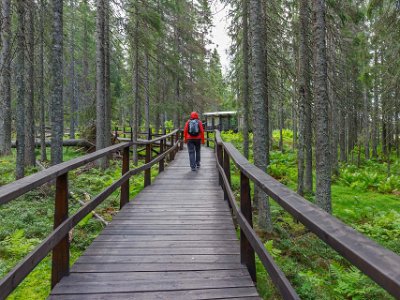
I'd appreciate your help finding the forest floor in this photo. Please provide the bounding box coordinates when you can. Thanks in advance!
[0,133,399,299]
[0,147,160,299]
[221,130,400,300]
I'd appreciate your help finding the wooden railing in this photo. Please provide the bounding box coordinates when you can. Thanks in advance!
[0,129,182,299]
[212,130,400,300]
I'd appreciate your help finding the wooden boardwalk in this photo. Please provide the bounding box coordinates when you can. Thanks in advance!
[49,146,260,299]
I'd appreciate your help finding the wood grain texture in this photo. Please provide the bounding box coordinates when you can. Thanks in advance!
[50,146,259,299]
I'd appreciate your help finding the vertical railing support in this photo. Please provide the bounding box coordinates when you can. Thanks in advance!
[148,127,152,140]
[240,171,256,283]
[144,143,152,187]
[120,146,130,208]
[206,131,209,148]
[169,135,174,161]
[175,132,180,155]
[51,173,69,288]
[159,138,165,172]
[180,130,184,150]
[217,142,223,186]
[223,148,231,204]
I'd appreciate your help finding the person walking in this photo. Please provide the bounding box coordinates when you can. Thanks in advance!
[183,112,205,171]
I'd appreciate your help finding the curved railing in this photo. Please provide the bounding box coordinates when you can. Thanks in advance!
[212,130,400,299]
[0,130,182,299]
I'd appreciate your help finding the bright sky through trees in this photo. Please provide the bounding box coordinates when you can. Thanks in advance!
[210,0,231,74]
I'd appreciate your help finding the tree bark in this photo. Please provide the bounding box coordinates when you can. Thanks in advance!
[297,0,310,196]
[51,0,64,165]
[39,0,47,161]
[69,0,77,139]
[145,52,150,136]
[249,0,272,232]
[242,0,250,159]
[25,0,36,167]
[0,0,12,156]
[312,0,331,213]
[16,0,26,178]
[96,0,107,168]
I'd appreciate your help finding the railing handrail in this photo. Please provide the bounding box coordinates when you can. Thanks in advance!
[214,152,300,299]
[0,142,133,205]
[214,130,400,299]
[0,130,182,299]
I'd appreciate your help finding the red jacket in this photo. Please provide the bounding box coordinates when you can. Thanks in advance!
[184,112,205,144]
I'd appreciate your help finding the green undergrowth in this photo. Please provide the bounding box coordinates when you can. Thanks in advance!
[0,147,161,299]
[222,130,399,300]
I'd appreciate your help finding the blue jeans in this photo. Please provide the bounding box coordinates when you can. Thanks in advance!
[187,139,201,168]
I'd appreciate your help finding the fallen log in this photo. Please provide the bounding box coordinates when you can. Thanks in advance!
[12,139,95,149]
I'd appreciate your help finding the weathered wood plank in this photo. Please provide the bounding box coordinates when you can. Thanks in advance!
[51,277,255,295]
[49,287,260,300]
[70,262,246,273]
[50,145,259,299]
[63,270,249,283]
[84,247,240,256]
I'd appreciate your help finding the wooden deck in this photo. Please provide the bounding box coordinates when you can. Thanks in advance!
[49,146,260,299]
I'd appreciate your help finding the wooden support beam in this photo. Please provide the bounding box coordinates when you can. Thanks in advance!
[51,173,70,288]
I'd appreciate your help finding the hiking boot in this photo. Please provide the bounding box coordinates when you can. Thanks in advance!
[196,163,201,168]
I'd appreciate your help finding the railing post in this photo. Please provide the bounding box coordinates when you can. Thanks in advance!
[170,135,175,161]
[51,173,69,288]
[223,148,231,204]
[206,131,209,147]
[175,132,180,154]
[240,171,256,283]
[159,138,165,172]
[120,146,130,208]
[180,130,184,150]
[148,127,152,140]
[217,143,223,186]
[144,141,152,187]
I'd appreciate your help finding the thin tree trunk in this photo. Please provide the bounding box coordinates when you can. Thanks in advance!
[372,53,379,158]
[69,0,77,139]
[312,0,331,213]
[51,0,64,165]
[132,8,140,165]
[145,52,150,135]
[0,0,12,156]
[16,0,26,178]
[25,0,36,166]
[242,0,250,159]
[104,0,111,150]
[39,0,47,161]
[363,87,370,160]
[249,0,272,232]
[297,0,310,196]
[96,0,106,168]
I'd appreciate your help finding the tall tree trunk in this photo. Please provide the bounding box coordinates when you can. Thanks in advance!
[328,36,339,175]
[145,52,150,136]
[372,53,379,158]
[104,0,111,149]
[25,0,36,167]
[69,0,77,139]
[96,0,107,168]
[39,0,47,161]
[312,0,331,213]
[0,0,12,156]
[363,87,370,160]
[242,0,250,159]
[249,0,272,232]
[16,0,26,178]
[82,0,90,121]
[132,8,140,165]
[297,0,311,196]
[51,0,64,165]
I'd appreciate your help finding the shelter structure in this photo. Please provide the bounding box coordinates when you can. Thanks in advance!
[202,111,238,131]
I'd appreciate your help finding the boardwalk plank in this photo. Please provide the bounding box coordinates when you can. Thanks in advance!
[50,146,259,299]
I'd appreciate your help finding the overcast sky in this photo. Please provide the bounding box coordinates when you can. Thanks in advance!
[209,1,231,75]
